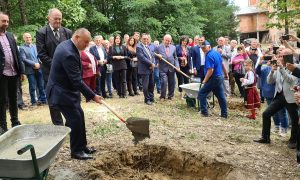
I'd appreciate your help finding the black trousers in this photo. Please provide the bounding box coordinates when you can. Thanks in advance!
[233,72,245,97]
[262,93,299,143]
[96,67,107,97]
[113,69,127,96]
[45,78,64,125]
[141,73,154,102]
[127,67,138,94]
[0,75,21,131]
[57,104,87,154]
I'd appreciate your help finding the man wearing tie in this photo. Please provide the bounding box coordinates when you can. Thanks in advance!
[36,8,72,125]
[136,33,156,105]
[155,34,179,100]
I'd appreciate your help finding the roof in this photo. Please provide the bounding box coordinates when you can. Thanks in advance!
[236,6,268,16]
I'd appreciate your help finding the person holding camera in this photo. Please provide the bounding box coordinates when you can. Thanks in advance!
[254,49,299,149]
[213,37,232,97]
[231,44,248,98]
[256,53,289,135]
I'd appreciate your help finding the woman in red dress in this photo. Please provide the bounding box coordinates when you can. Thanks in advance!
[81,43,99,94]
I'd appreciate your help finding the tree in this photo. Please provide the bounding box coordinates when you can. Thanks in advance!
[18,0,28,25]
[192,0,238,45]
[261,0,300,34]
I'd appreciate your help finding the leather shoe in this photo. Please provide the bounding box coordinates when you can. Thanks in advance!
[71,151,93,160]
[84,147,96,154]
[288,142,296,149]
[253,137,270,144]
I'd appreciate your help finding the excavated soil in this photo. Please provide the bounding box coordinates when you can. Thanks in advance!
[86,144,257,180]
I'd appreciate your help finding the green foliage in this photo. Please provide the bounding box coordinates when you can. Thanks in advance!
[4,0,238,43]
[57,0,86,30]
[261,0,300,32]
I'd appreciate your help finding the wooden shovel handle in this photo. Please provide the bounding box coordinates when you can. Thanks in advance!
[154,53,191,80]
[100,100,126,123]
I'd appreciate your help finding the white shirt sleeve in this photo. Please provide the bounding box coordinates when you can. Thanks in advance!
[242,71,255,86]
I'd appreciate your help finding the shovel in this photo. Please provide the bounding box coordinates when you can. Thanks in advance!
[154,53,191,80]
[100,100,150,144]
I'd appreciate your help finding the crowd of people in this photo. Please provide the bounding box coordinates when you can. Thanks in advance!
[1,7,300,164]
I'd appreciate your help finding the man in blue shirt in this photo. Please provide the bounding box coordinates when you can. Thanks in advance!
[198,41,228,118]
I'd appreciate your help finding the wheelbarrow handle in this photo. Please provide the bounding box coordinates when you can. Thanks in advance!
[100,100,127,123]
[154,53,191,80]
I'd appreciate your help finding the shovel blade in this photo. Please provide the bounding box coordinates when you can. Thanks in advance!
[126,117,150,144]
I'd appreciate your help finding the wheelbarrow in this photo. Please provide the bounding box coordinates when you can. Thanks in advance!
[0,124,70,180]
[179,83,215,110]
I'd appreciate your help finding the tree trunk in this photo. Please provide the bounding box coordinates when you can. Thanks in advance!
[18,0,28,25]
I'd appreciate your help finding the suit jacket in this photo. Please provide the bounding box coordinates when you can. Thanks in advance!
[136,43,155,75]
[213,45,232,70]
[19,44,41,75]
[0,32,25,76]
[154,44,179,73]
[46,40,95,108]
[81,51,98,78]
[267,67,298,103]
[108,45,127,71]
[190,45,202,70]
[176,45,190,71]
[36,25,72,80]
[89,45,107,73]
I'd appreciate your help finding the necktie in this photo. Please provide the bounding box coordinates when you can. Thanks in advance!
[54,30,59,41]
[165,46,169,56]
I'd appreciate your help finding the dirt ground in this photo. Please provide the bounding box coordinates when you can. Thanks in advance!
[17,88,300,180]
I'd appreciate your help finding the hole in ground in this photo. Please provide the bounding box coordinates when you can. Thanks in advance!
[87,145,257,180]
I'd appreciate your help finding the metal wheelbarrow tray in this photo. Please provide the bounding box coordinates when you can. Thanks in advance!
[0,124,70,179]
[179,83,215,109]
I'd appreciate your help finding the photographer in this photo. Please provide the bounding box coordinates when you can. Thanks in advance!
[254,49,298,149]
[256,52,289,135]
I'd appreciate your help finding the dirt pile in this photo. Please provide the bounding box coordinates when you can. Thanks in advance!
[86,144,257,180]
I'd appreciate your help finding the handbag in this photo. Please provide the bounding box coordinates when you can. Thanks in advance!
[130,60,138,68]
[106,64,113,73]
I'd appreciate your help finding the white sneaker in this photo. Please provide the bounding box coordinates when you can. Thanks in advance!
[279,128,288,137]
[271,126,280,134]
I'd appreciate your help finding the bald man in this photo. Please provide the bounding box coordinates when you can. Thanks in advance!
[19,33,46,106]
[46,28,102,160]
[155,34,179,100]
[36,8,72,125]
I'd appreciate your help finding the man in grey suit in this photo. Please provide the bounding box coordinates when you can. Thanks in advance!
[137,33,156,105]
[213,37,232,97]
[155,34,180,100]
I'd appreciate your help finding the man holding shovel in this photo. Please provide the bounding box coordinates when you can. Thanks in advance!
[155,34,180,101]
[46,28,102,160]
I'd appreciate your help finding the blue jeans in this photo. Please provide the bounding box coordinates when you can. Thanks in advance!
[198,76,227,117]
[154,67,161,92]
[27,71,46,104]
[266,98,288,129]
[106,73,112,95]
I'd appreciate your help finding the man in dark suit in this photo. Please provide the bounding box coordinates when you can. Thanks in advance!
[190,35,206,81]
[36,8,72,125]
[137,33,155,105]
[46,28,102,160]
[0,12,25,133]
[89,35,108,98]
[155,34,180,100]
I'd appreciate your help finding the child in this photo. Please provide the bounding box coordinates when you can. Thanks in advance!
[240,59,261,119]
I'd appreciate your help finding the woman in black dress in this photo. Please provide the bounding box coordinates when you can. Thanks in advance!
[126,36,139,96]
[108,35,128,98]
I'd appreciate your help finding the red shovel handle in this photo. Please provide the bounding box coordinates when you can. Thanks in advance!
[100,100,127,123]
